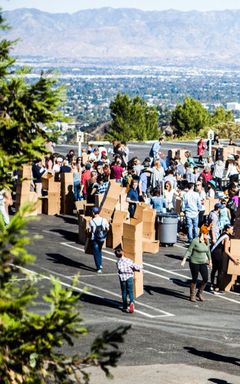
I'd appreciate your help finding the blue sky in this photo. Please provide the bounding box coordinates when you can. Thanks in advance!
[2,0,240,13]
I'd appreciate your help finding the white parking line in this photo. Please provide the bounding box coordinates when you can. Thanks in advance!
[12,263,173,319]
[61,242,240,305]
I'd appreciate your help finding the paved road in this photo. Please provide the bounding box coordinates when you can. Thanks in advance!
[55,139,240,162]
[24,214,240,382]
[55,141,198,161]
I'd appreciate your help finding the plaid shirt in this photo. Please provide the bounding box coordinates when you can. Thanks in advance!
[116,256,141,282]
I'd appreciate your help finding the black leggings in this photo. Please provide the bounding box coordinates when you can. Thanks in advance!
[211,253,228,290]
[189,262,208,284]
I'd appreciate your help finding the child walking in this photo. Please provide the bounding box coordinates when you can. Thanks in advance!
[115,248,141,313]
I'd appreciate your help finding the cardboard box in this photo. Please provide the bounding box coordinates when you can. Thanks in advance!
[143,231,155,241]
[75,200,86,214]
[78,215,92,244]
[123,219,142,240]
[61,192,75,215]
[122,238,142,254]
[100,206,114,221]
[124,250,143,265]
[95,194,104,208]
[61,172,73,184]
[106,210,128,249]
[43,192,60,215]
[106,224,123,249]
[143,239,159,254]
[228,239,240,275]
[16,180,31,194]
[101,196,119,211]
[19,164,32,179]
[134,270,144,298]
[16,192,41,216]
[113,210,128,223]
[119,188,129,211]
[61,173,74,196]
[42,172,61,193]
[107,180,122,199]
[143,221,155,232]
[204,198,219,215]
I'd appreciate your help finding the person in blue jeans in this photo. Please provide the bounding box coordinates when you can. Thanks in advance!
[88,208,109,273]
[182,182,202,243]
[115,248,141,313]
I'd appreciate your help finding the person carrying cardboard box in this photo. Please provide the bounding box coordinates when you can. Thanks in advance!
[115,247,142,313]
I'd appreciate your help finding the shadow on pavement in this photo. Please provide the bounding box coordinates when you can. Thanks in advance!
[80,292,123,311]
[46,253,96,272]
[208,379,233,384]
[56,214,78,225]
[184,347,240,367]
[164,253,183,261]
[170,278,191,287]
[48,228,78,242]
[144,285,189,300]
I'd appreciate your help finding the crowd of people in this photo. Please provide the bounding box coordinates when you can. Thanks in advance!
[1,135,240,311]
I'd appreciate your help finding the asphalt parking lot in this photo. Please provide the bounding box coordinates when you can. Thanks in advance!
[23,214,240,383]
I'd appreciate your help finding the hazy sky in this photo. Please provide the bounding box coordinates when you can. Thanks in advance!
[2,0,240,13]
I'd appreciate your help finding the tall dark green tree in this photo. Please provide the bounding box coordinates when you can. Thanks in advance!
[171,96,210,136]
[0,12,128,384]
[108,93,159,141]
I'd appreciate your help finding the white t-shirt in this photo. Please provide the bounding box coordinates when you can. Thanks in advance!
[88,216,109,240]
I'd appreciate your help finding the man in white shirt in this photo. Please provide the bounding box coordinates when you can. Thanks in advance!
[182,182,202,243]
[88,207,109,273]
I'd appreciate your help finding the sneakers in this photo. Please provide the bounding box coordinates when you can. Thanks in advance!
[97,269,102,274]
[210,285,214,292]
[127,302,135,313]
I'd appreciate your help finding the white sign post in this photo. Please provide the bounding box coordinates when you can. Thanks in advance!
[76,131,84,157]
[208,129,214,156]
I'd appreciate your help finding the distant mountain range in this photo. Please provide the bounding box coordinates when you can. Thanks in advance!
[3,8,240,64]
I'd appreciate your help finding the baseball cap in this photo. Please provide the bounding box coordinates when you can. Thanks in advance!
[92,207,99,214]
[214,202,224,210]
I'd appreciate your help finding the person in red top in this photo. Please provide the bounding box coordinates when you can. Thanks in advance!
[110,157,124,182]
[200,165,213,189]
[80,163,92,199]
[197,138,206,163]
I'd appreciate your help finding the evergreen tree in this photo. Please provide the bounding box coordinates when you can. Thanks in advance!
[0,12,128,383]
[108,93,159,141]
[171,96,210,136]
[210,106,234,125]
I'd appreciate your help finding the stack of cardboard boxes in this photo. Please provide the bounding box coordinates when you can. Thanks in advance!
[123,219,144,298]
[211,145,240,161]
[61,173,75,215]
[41,172,61,215]
[100,181,123,221]
[78,214,92,244]
[15,165,41,216]
[134,204,159,254]
[106,210,128,249]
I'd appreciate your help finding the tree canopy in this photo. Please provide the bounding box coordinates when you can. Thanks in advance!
[171,96,210,136]
[108,93,159,141]
[171,97,235,137]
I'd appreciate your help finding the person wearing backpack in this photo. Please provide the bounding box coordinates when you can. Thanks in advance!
[88,207,109,273]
